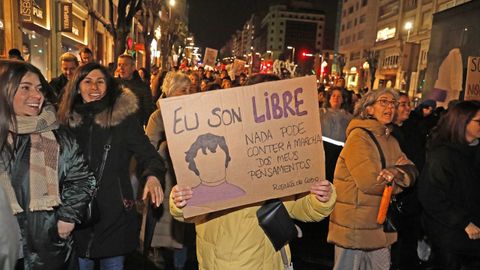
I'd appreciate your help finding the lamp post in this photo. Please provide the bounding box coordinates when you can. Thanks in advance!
[404,21,413,42]
[362,61,370,90]
[321,60,328,82]
[365,50,378,90]
[287,46,295,63]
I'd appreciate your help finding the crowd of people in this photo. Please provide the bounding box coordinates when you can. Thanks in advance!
[0,46,479,270]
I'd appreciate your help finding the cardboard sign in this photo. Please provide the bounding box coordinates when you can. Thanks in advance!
[465,56,480,101]
[203,47,218,69]
[160,76,325,218]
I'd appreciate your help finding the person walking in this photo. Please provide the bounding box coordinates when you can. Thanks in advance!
[169,74,337,270]
[0,59,95,269]
[418,100,480,269]
[57,63,165,270]
[327,89,418,270]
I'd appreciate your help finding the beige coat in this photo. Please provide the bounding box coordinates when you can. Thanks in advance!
[328,119,416,250]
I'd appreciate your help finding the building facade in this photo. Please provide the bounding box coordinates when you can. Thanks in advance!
[338,0,471,95]
[0,0,116,79]
[221,1,326,75]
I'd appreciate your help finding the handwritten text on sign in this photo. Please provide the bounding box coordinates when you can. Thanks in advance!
[160,76,325,218]
[465,56,480,101]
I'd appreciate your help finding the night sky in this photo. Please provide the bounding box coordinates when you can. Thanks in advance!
[188,0,339,51]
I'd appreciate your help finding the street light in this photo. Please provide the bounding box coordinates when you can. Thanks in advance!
[404,21,413,42]
[362,61,370,89]
[287,46,295,63]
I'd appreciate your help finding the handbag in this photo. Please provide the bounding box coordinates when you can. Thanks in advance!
[257,199,296,270]
[359,128,400,233]
[77,135,112,229]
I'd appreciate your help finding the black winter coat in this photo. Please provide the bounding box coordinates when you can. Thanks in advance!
[117,77,154,126]
[418,142,480,256]
[69,89,165,258]
[49,74,69,101]
[8,128,95,270]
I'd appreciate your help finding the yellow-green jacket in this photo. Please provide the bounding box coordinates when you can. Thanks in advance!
[170,187,336,270]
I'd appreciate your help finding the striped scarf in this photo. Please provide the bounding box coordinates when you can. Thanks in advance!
[0,105,60,214]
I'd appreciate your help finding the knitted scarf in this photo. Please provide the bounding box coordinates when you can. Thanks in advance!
[0,105,60,214]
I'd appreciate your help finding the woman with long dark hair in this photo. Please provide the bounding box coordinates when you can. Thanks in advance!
[418,100,480,269]
[58,63,165,270]
[0,59,95,269]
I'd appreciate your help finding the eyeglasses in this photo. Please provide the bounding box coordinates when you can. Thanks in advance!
[375,99,398,107]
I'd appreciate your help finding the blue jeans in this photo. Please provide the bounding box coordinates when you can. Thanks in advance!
[174,247,188,268]
[78,256,125,270]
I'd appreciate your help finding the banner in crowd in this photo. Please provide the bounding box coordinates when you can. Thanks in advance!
[465,56,480,101]
[203,47,218,68]
[160,76,325,217]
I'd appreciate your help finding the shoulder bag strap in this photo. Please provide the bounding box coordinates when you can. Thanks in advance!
[358,127,386,169]
[95,134,112,188]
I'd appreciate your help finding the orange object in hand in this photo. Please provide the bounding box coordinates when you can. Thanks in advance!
[377,183,393,224]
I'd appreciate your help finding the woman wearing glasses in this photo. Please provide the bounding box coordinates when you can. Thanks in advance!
[327,89,418,269]
[418,100,480,269]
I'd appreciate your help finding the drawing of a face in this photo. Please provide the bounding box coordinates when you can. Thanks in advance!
[195,146,227,185]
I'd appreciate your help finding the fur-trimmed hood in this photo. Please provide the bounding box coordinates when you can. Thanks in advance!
[68,88,139,128]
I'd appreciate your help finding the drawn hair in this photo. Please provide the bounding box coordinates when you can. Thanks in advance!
[185,133,232,176]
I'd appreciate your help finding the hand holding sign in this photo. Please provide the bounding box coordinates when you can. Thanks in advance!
[310,180,333,203]
[172,185,193,208]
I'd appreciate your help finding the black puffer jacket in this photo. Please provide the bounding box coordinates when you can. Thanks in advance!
[69,88,165,258]
[8,128,96,270]
[418,142,480,255]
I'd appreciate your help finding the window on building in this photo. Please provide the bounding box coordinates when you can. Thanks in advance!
[345,36,351,44]
[280,30,283,33]
[357,31,364,39]
[343,9,346,17]
[350,51,360,60]
[348,6,354,14]
[280,21,284,25]
[347,21,352,29]
[342,24,345,31]
[279,45,282,50]
[422,11,432,28]
[404,0,417,11]
[362,0,368,7]
[360,14,366,23]
[354,18,358,26]
[352,34,356,41]
[271,30,274,34]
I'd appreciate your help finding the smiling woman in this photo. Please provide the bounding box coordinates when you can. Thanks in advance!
[13,72,45,116]
[0,60,96,269]
[57,63,166,270]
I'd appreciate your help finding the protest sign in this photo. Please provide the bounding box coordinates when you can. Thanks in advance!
[160,76,324,218]
[203,47,218,68]
[465,56,480,101]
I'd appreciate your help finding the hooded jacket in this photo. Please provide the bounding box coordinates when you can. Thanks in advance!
[328,119,417,250]
[69,88,165,258]
[170,189,337,270]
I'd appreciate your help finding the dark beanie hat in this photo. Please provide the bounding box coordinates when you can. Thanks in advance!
[420,99,437,109]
